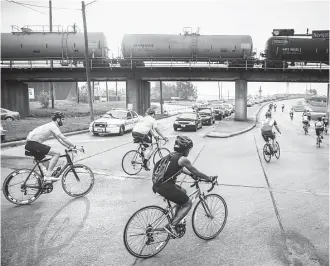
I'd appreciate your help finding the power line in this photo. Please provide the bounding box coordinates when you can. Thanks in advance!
[5,0,47,14]
[5,0,80,11]
[85,0,98,7]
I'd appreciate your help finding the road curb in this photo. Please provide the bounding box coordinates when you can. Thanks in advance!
[205,102,270,138]
[0,112,178,149]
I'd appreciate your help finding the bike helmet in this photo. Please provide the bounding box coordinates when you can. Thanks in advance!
[174,136,193,152]
[265,111,272,118]
[146,108,155,115]
[51,111,64,121]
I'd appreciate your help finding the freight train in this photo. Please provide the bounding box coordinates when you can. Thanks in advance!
[1,26,329,68]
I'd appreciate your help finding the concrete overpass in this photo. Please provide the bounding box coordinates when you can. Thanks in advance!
[1,67,329,120]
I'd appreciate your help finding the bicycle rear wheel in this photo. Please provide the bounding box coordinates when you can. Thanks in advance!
[123,205,171,258]
[192,194,228,240]
[62,164,94,197]
[3,169,42,205]
[122,150,143,175]
[274,141,280,159]
[153,147,170,165]
[263,144,271,163]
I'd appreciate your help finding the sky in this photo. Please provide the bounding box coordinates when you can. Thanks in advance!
[1,0,329,99]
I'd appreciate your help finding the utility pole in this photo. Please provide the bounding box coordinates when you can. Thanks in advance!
[49,0,54,108]
[82,1,94,121]
[106,81,109,101]
[160,81,163,114]
[115,81,118,101]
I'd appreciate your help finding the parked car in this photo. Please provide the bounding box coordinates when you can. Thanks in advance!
[89,109,140,136]
[173,112,202,132]
[224,104,234,114]
[1,125,6,142]
[210,104,224,120]
[1,108,20,121]
[197,107,215,125]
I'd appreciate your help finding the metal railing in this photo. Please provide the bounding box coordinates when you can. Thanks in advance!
[11,24,79,34]
[1,57,329,71]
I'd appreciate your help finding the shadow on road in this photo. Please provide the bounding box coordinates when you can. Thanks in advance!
[33,197,91,265]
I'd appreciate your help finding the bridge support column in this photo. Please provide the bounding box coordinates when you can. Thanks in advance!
[126,79,150,115]
[235,79,247,121]
[1,80,30,118]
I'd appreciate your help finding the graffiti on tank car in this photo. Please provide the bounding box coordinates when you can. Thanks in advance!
[272,39,289,45]
[132,44,156,50]
[282,47,302,54]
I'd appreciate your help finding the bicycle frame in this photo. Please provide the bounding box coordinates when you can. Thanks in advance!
[151,182,212,232]
[22,150,79,189]
[136,139,166,160]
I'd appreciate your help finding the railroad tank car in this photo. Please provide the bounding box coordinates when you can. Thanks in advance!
[263,36,329,67]
[1,32,108,61]
[121,34,254,62]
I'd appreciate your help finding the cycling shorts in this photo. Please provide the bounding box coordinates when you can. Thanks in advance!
[302,120,309,124]
[132,131,152,144]
[153,182,189,205]
[315,128,324,136]
[25,140,51,161]
[261,130,275,142]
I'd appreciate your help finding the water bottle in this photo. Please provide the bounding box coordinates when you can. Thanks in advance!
[52,166,61,177]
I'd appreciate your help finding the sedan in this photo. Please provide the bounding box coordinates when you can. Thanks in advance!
[198,108,216,125]
[1,108,20,121]
[89,109,140,136]
[210,105,224,120]
[173,112,203,132]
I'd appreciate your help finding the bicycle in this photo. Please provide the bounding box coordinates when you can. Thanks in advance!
[262,132,280,163]
[303,122,309,135]
[122,137,170,175]
[3,147,95,205]
[316,132,323,148]
[123,176,227,258]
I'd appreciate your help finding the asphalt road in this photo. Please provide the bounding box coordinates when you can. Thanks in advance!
[1,100,328,266]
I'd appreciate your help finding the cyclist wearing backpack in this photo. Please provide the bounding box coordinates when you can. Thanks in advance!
[152,136,214,238]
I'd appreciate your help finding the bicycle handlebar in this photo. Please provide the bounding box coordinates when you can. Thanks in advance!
[66,146,85,154]
[190,176,218,193]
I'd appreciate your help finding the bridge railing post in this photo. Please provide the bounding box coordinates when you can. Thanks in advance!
[171,58,172,69]
[320,61,322,71]
[209,58,210,69]
[245,59,247,70]
[283,61,285,71]
[264,60,267,71]
[151,58,153,69]
[130,57,132,70]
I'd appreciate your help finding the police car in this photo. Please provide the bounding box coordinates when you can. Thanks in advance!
[89,108,140,136]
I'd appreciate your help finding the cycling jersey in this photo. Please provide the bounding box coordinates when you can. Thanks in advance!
[26,121,62,143]
[152,152,189,205]
[302,115,309,122]
[315,121,324,129]
[261,118,277,132]
[132,115,158,135]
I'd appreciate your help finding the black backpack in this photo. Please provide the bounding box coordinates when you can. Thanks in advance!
[152,154,172,185]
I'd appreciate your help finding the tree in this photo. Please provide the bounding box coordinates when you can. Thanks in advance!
[37,90,50,108]
[176,81,197,100]
[308,88,317,95]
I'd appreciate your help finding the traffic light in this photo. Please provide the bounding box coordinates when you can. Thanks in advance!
[272,29,295,36]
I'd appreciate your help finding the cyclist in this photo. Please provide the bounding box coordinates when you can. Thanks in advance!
[269,103,273,110]
[274,103,277,112]
[302,111,310,129]
[306,109,312,121]
[282,104,285,112]
[132,108,168,170]
[152,136,214,238]
[315,117,324,144]
[289,108,294,118]
[25,112,78,182]
[261,111,281,151]
[322,114,328,130]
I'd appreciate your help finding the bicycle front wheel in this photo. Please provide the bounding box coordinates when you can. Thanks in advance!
[153,147,170,165]
[263,144,271,163]
[3,169,42,205]
[62,164,94,197]
[122,150,143,175]
[274,141,280,159]
[123,205,171,258]
[192,194,228,240]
